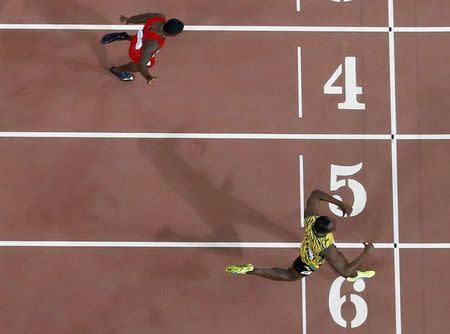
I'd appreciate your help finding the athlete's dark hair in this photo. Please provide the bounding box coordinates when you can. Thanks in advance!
[163,18,184,36]
[314,216,332,234]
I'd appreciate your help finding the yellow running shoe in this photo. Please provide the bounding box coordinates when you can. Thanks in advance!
[225,264,254,275]
[346,270,376,282]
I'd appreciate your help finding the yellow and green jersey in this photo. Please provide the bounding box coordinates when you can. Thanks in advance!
[300,216,335,270]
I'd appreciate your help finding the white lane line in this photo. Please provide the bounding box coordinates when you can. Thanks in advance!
[296,0,301,12]
[2,24,450,33]
[391,140,399,244]
[0,24,388,32]
[0,132,391,140]
[337,243,394,248]
[0,241,419,248]
[397,134,450,140]
[301,278,307,334]
[399,243,450,249]
[0,132,448,140]
[388,1,402,333]
[0,24,140,30]
[394,248,402,334]
[394,27,450,32]
[299,155,305,228]
[0,241,301,248]
[388,30,397,136]
[388,1,394,28]
[297,47,303,118]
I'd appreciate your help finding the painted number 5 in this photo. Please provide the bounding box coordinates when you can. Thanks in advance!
[329,163,367,217]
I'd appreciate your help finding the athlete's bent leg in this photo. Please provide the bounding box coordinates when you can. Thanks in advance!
[115,61,140,73]
[248,267,302,281]
[101,32,132,44]
[110,62,140,81]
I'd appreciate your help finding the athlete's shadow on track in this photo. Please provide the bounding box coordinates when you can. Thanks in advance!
[0,0,113,128]
[22,143,121,234]
[139,140,299,256]
[23,0,111,70]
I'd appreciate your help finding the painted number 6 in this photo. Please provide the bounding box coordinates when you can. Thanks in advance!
[329,277,368,328]
[329,163,367,217]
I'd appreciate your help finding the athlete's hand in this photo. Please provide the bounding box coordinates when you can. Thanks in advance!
[338,202,353,217]
[362,242,374,254]
[147,76,159,85]
[120,15,129,24]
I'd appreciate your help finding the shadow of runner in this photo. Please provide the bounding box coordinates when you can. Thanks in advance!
[139,140,299,256]
[23,0,113,69]
[0,29,116,129]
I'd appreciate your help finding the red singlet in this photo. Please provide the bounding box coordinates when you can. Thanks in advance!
[129,16,166,68]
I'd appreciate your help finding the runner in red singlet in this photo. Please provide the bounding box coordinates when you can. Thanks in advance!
[101,13,184,84]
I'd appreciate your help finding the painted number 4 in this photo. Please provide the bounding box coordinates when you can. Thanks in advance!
[324,57,365,111]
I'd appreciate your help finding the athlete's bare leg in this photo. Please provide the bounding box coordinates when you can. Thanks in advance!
[248,267,303,281]
[110,62,140,81]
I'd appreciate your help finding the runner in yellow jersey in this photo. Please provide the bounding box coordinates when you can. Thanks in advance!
[226,189,376,282]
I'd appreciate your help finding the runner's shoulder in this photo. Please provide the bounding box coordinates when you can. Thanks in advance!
[303,215,318,227]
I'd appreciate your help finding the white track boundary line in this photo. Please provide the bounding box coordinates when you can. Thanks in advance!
[0,132,392,140]
[0,241,444,248]
[388,1,402,333]
[0,24,388,32]
[297,47,303,118]
[299,155,305,228]
[296,0,301,12]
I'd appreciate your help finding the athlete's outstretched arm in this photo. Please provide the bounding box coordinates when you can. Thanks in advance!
[322,242,374,278]
[121,13,164,24]
[305,189,352,217]
[138,40,159,83]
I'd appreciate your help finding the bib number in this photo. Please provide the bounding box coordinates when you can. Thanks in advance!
[307,246,314,260]
[135,29,144,50]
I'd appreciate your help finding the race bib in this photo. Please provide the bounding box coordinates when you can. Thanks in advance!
[308,246,314,260]
[135,29,144,50]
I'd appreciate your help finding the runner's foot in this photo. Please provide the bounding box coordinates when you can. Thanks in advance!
[101,32,130,44]
[346,270,376,282]
[225,264,254,275]
[110,67,134,81]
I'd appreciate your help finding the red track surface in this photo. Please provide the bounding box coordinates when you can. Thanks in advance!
[0,1,449,334]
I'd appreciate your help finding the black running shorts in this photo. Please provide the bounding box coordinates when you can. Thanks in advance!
[293,257,315,276]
